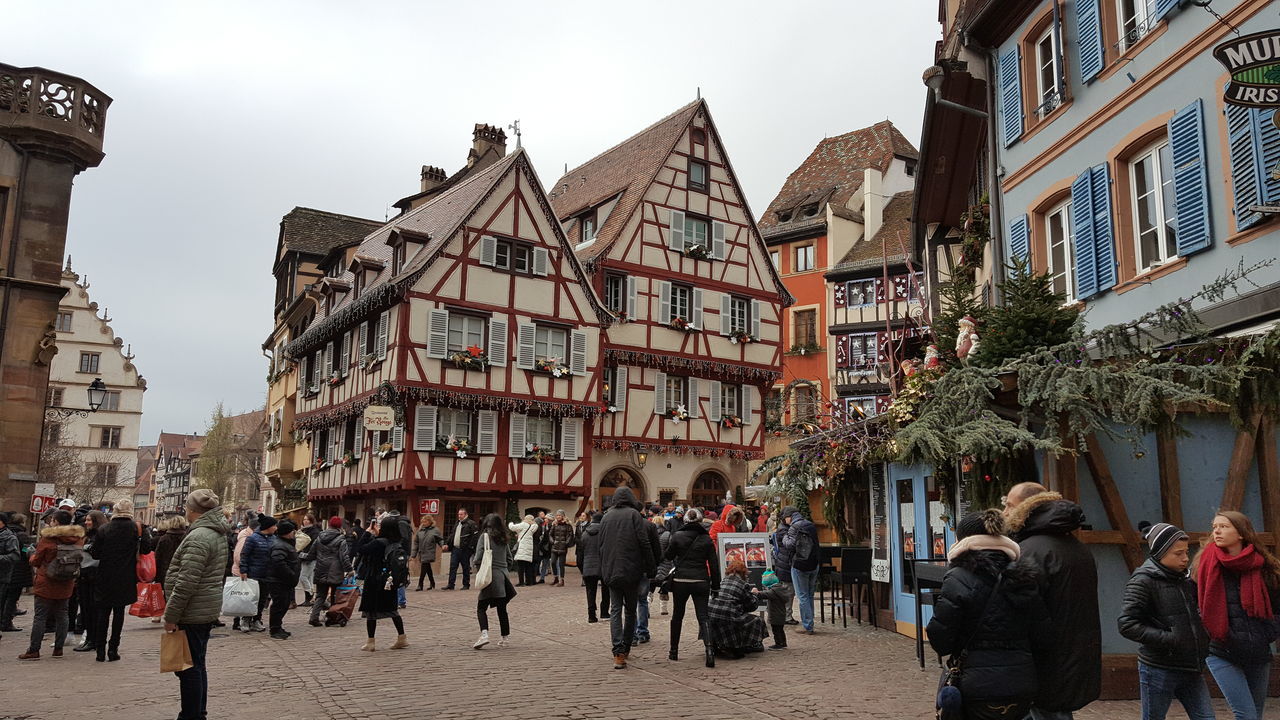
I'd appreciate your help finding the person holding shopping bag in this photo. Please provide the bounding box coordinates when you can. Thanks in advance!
[471,513,516,649]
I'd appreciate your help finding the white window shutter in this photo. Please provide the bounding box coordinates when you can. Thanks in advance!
[720,294,732,335]
[687,378,700,419]
[358,321,368,358]
[311,432,320,463]
[391,425,405,451]
[324,341,334,378]
[426,309,450,359]
[376,311,389,361]
[488,319,508,367]
[658,281,672,324]
[668,209,686,252]
[741,386,754,424]
[353,419,363,458]
[570,330,588,375]
[516,323,536,369]
[332,423,343,462]
[560,418,582,461]
[712,221,727,260]
[709,380,723,421]
[751,300,762,340]
[532,247,549,276]
[479,235,497,266]
[413,405,438,451]
[654,371,666,415]
[509,413,527,457]
[625,276,637,319]
[299,356,307,386]
[340,331,351,376]
[613,366,628,410]
[477,410,497,454]
[692,288,704,330]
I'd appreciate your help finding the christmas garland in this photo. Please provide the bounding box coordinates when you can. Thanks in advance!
[591,439,763,461]
[604,348,781,385]
[285,268,425,358]
[293,382,601,431]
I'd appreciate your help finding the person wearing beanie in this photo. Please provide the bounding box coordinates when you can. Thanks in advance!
[769,506,799,626]
[755,568,794,650]
[261,520,301,639]
[163,490,230,720]
[1117,520,1213,720]
[88,498,155,661]
[308,517,353,627]
[780,504,820,634]
[927,510,1049,720]
[237,513,277,633]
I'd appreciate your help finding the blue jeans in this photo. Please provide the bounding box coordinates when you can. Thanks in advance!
[552,553,567,579]
[608,581,639,656]
[176,623,213,720]
[791,567,818,631]
[538,556,550,580]
[396,585,406,606]
[1207,655,1271,720]
[1138,662,1215,720]
[636,578,651,639]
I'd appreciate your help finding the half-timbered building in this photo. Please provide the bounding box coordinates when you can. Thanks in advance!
[550,100,792,509]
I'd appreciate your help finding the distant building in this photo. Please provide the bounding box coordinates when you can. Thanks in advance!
[190,408,266,515]
[154,432,204,516]
[134,444,156,524]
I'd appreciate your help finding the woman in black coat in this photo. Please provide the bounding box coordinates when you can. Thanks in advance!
[73,511,107,651]
[664,509,720,663]
[927,511,1050,720]
[353,517,406,651]
[89,500,154,661]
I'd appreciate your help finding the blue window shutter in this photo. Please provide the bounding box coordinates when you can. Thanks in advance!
[1256,107,1280,206]
[1000,47,1023,147]
[1070,171,1099,300]
[1168,99,1212,256]
[1225,102,1262,230]
[1008,215,1030,261]
[1076,0,1105,84]
[1155,0,1179,20]
[1090,164,1117,292]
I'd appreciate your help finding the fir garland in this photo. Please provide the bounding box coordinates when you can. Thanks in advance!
[293,382,600,431]
[591,439,762,461]
[604,348,781,385]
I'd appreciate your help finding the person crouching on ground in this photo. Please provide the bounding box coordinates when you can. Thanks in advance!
[263,520,301,639]
[927,510,1049,720]
[1118,521,1213,720]
[706,559,768,659]
[17,509,83,660]
[756,569,794,650]
[472,513,516,649]
[353,517,407,651]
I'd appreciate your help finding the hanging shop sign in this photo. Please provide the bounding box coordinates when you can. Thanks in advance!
[363,405,396,431]
[1216,30,1280,108]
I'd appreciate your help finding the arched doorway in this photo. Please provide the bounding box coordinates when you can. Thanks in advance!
[598,467,646,510]
[691,471,729,509]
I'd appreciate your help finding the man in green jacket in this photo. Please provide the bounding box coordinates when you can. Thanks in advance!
[163,490,230,720]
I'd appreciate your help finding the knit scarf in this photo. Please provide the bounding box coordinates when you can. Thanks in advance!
[1195,542,1273,642]
[946,534,1021,562]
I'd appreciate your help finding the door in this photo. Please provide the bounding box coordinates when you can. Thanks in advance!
[888,465,953,632]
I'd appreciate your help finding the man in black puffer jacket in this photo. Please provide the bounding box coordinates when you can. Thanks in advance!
[1118,522,1214,720]
[262,520,301,640]
[599,487,655,669]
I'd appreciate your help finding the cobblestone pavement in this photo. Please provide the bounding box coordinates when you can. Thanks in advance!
[2,577,1274,719]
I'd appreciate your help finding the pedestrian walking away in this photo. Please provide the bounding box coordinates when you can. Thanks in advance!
[412,516,442,591]
[353,516,408,651]
[89,498,154,662]
[263,520,302,638]
[634,509,663,644]
[665,508,720,665]
[509,514,538,587]
[598,486,656,669]
[308,516,353,626]
[17,509,84,660]
[444,509,478,590]
[578,513,609,622]
[472,513,517,649]
[383,509,413,608]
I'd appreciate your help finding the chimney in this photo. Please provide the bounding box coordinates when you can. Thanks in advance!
[862,167,883,241]
[468,123,508,169]
[420,165,447,193]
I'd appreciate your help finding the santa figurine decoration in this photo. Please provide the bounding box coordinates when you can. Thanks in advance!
[923,344,941,370]
[955,316,980,363]
[901,358,921,377]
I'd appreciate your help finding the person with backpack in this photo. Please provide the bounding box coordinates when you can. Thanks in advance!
[17,509,84,660]
[309,517,352,626]
[353,516,408,651]
[90,499,154,662]
[382,510,413,608]
[780,505,820,634]
[2,513,34,633]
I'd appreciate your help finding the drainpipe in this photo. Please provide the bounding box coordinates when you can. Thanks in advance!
[983,46,1008,307]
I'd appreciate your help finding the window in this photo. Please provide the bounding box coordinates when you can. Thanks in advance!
[604,274,625,314]
[392,242,407,275]
[1044,202,1076,301]
[794,245,814,271]
[691,127,706,145]
[688,160,708,192]
[87,463,118,486]
[765,389,783,426]
[793,386,817,422]
[793,309,816,347]
[44,422,62,445]
[102,391,121,411]
[78,352,100,374]
[847,279,875,307]
[526,416,556,451]
[664,375,686,413]
[46,386,64,407]
[847,396,879,418]
[729,297,749,334]
[495,239,531,273]
[438,408,472,446]
[1130,141,1177,272]
[99,427,122,448]
[1117,0,1157,51]
[769,251,780,269]
[721,384,740,419]
[1034,27,1061,115]
[848,333,878,370]
[447,313,485,354]
[684,216,709,249]
[669,284,691,323]
[534,326,567,362]
[582,214,597,242]
[55,312,73,332]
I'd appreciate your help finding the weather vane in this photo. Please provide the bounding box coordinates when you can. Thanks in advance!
[508,120,522,150]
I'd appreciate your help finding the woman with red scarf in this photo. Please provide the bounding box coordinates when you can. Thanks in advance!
[1194,511,1280,720]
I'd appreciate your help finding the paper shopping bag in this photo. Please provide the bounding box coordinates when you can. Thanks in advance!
[160,630,193,673]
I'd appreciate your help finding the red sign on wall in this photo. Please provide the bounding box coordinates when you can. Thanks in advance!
[29,495,56,514]
[418,499,440,516]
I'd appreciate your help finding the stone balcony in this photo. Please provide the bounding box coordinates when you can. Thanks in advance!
[0,64,110,170]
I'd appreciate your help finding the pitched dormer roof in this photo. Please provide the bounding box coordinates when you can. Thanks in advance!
[279,207,382,257]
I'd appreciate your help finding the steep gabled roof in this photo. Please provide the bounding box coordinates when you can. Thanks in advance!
[548,100,702,260]
[279,207,383,257]
[759,121,918,238]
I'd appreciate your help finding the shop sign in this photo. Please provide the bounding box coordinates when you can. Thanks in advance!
[418,499,440,515]
[363,405,395,431]
[1216,31,1280,107]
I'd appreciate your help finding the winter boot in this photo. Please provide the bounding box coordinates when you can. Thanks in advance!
[390,634,409,650]
[473,630,489,649]
[360,638,376,652]
[613,653,627,669]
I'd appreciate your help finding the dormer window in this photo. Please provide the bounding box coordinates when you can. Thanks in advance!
[393,242,406,275]
[776,209,793,223]
[691,127,706,145]
[582,214,597,243]
[353,271,364,297]
[800,203,820,218]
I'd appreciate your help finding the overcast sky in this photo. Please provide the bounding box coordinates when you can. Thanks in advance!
[10,1,937,443]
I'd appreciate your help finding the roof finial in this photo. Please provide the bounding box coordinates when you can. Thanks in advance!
[697,86,701,100]
[508,119,522,150]
[64,255,73,273]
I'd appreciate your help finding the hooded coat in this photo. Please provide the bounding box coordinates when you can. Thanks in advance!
[577,522,603,577]
[163,509,231,625]
[598,487,655,586]
[1118,558,1210,672]
[508,521,537,563]
[7,527,33,589]
[708,505,742,544]
[782,510,820,572]
[665,521,720,586]
[154,527,187,587]
[312,528,352,586]
[1005,492,1102,711]
[30,524,85,600]
[91,515,154,607]
[0,525,18,586]
[412,525,443,563]
[266,534,302,587]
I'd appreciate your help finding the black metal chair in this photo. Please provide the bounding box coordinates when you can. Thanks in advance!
[816,546,841,624]
[833,547,876,628]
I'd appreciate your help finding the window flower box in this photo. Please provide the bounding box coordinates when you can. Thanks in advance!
[729,330,755,345]
[684,244,711,260]
[670,316,698,333]
[533,357,570,377]
[326,372,343,387]
[340,452,358,468]
[376,442,396,460]
[361,353,379,371]
[720,414,742,429]
[525,443,559,464]
[668,404,688,424]
[440,435,472,459]
[786,343,823,356]
[450,345,489,372]
[615,310,630,323]
[302,384,321,398]
[314,457,332,472]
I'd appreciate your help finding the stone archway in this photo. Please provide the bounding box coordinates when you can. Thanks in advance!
[598,466,646,509]
[691,470,729,509]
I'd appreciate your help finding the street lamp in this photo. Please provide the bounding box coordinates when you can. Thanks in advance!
[45,377,109,420]
[633,444,648,469]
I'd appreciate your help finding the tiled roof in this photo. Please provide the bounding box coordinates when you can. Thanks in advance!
[758,120,918,237]
[279,207,383,256]
[833,191,915,271]
[548,100,702,260]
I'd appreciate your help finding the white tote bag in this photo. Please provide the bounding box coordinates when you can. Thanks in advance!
[474,534,493,591]
[221,577,259,616]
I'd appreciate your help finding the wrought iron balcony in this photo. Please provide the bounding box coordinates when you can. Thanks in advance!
[0,64,110,170]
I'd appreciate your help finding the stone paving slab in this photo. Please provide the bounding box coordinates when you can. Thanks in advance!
[1,578,1274,719]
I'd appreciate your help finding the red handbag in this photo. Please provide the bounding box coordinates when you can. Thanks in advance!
[137,552,157,583]
[129,582,166,618]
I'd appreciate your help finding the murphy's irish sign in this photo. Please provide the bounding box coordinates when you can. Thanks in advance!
[1216,30,1280,107]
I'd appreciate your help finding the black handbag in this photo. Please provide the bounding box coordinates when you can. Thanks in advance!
[936,574,1003,720]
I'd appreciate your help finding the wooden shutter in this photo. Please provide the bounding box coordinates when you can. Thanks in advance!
[720,293,732,335]
[477,410,497,454]
[324,341,334,378]
[570,330,588,375]
[479,235,497,266]
[1070,170,1099,300]
[413,405,438,451]
[376,311,389,361]
[311,432,320,464]
[692,288,704,330]
[332,423,343,463]
[508,413,527,457]
[1226,102,1263,231]
[1008,215,1030,261]
[653,371,666,415]
[658,281,672,324]
[751,300,762,340]
[1076,0,1104,84]
[613,366,628,410]
[1155,0,1179,19]
[1168,99,1212,257]
[352,419,363,458]
[1257,106,1280,207]
[515,323,536,369]
[391,425,405,452]
[1089,164,1117,291]
[709,380,722,422]
[426,309,450,359]
[625,276,637,319]
[741,386,754,424]
[712,220,727,260]
[532,247,549,276]
[340,331,351,376]
[298,355,307,386]
[687,378,699,419]
[999,47,1023,147]
[560,418,582,461]
[668,210,686,252]
[358,321,368,359]
[488,318,508,367]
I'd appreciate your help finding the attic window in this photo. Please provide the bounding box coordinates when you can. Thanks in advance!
[800,203,820,218]
[691,127,706,145]
[776,209,793,223]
